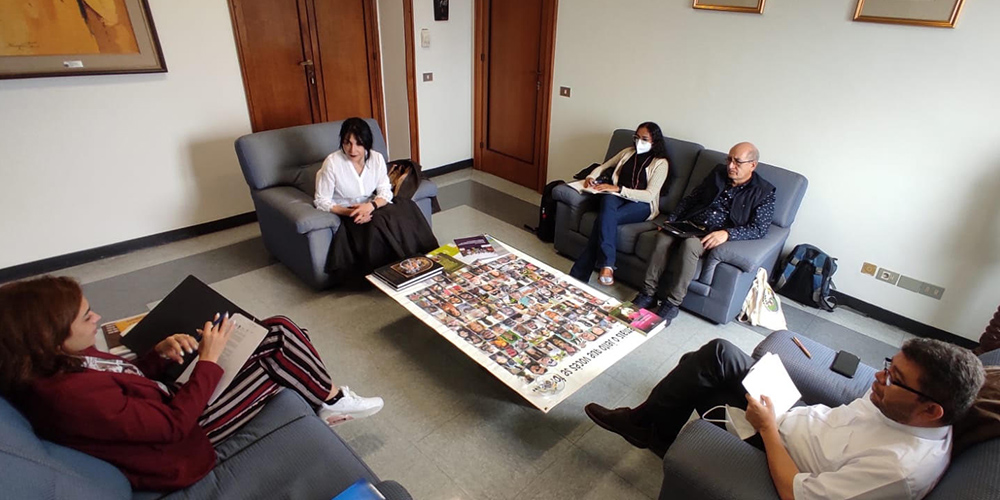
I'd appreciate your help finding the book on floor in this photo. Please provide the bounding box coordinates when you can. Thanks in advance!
[118,275,269,395]
[372,256,444,290]
[100,313,147,356]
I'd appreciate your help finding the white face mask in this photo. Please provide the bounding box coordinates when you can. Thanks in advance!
[635,139,652,155]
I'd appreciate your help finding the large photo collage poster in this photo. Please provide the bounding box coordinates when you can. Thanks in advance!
[371,241,662,412]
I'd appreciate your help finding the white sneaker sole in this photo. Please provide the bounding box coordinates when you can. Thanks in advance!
[322,403,384,427]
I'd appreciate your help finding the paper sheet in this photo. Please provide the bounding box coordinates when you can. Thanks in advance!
[742,352,802,414]
[175,313,268,403]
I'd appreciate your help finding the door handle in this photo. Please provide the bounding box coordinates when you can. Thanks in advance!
[300,60,316,85]
[299,60,314,66]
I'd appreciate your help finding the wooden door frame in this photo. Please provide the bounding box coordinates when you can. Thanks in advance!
[403,0,420,163]
[474,0,558,193]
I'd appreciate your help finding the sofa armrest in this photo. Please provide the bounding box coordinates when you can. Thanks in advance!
[552,184,598,234]
[706,225,789,274]
[661,420,779,500]
[754,330,875,407]
[412,179,438,202]
[255,186,341,235]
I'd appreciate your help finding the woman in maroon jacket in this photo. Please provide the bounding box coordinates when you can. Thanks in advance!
[0,276,384,491]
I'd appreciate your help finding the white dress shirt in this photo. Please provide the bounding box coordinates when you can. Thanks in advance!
[313,149,393,212]
[776,390,951,500]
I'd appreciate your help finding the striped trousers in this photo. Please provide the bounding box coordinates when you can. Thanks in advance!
[197,316,334,444]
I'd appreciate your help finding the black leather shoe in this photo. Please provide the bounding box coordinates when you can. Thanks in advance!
[585,403,652,449]
[632,292,656,310]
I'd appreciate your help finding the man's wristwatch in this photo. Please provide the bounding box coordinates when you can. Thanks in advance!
[370,201,378,212]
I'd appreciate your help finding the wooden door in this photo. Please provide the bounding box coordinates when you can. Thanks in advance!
[228,0,385,133]
[311,0,385,124]
[228,0,318,132]
[475,0,557,191]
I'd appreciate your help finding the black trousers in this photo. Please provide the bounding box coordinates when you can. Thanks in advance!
[635,339,762,451]
[325,198,439,282]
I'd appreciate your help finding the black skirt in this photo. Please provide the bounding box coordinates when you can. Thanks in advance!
[325,198,439,283]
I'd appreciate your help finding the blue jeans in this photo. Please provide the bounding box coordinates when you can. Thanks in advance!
[569,195,651,281]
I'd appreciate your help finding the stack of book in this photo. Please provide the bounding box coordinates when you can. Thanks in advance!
[372,256,444,290]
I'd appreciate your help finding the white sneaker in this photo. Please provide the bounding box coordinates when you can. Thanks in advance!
[318,386,384,426]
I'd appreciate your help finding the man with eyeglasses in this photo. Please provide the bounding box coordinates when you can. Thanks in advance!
[632,142,776,324]
[585,337,985,500]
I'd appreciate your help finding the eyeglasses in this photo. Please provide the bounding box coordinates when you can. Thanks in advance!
[882,358,939,405]
[632,134,652,142]
[726,156,754,166]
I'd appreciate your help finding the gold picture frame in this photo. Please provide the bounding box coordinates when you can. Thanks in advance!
[693,0,766,14]
[854,0,966,28]
[0,0,166,79]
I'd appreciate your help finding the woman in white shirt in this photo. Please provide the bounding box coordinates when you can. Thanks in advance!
[314,118,438,282]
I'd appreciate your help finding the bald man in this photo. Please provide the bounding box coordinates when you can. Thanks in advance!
[633,142,777,323]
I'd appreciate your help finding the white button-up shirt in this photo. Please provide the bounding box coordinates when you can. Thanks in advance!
[777,390,951,500]
[313,149,393,212]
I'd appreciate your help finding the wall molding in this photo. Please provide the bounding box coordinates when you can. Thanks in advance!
[0,212,258,285]
[425,158,473,177]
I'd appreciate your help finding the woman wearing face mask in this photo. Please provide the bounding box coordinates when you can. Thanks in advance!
[569,122,670,286]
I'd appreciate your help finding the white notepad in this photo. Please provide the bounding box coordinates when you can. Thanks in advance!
[175,313,269,404]
[742,352,802,414]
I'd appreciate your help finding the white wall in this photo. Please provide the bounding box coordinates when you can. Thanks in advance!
[0,0,253,269]
[412,0,473,169]
[549,0,1000,340]
[377,0,411,159]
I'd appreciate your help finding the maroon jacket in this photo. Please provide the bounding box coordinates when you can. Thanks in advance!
[19,347,223,491]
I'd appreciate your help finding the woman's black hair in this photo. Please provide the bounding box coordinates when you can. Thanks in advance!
[637,121,669,160]
[339,117,374,161]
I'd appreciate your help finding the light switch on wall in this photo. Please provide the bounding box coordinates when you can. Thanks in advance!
[423,72,433,82]
[420,29,430,48]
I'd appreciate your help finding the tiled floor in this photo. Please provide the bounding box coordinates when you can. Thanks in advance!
[50,171,917,499]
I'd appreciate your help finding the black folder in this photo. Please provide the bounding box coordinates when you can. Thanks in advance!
[119,276,257,379]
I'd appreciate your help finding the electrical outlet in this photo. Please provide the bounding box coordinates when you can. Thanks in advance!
[559,86,571,97]
[422,72,433,82]
[918,283,945,300]
[875,268,900,285]
[861,262,877,276]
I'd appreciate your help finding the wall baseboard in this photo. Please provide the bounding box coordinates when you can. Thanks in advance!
[832,291,978,349]
[0,212,258,285]
[425,158,473,177]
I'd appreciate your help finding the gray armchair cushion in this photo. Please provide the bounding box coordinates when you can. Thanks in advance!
[661,420,778,500]
[293,162,324,198]
[412,178,438,201]
[703,226,789,276]
[254,187,341,235]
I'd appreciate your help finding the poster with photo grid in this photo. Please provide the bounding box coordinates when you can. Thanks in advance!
[368,237,665,412]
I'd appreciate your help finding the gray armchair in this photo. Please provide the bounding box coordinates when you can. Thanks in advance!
[552,129,808,324]
[660,330,1000,500]
[235,119,438,289]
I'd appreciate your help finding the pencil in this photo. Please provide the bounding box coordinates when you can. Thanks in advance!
[791,336,812,359]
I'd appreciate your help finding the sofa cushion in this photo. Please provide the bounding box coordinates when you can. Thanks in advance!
[235,118,388,191]
[293,161,324,198]
[254,187,341,234]
[661,137,704,212]
[578,212,656,255]
[1,396,132,500]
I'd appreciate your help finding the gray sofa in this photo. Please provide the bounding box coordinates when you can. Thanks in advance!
[552,129,808,324]
[235,119,438,289]
[0,389,410,499]
[661,329,1000,500]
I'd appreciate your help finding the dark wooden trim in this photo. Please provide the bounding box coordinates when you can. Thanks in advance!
[0,213,258,285]
[362,0,387,133]
[302,0,325,123]
[403,0,420,165]
[472,0,487,173]
[425,159,473,177]
[832,291,978,349]
[226,0,259,131]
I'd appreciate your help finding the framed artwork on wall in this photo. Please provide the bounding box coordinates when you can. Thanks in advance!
[693,0,766,14]
[434,0,449,21]
[0,0,167,80]
[854,0,966,28]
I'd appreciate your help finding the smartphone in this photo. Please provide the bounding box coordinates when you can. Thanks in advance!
[830,350,860,378]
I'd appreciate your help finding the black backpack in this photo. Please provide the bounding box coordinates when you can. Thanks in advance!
[772,244,838,311]
[534,180,565,242]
